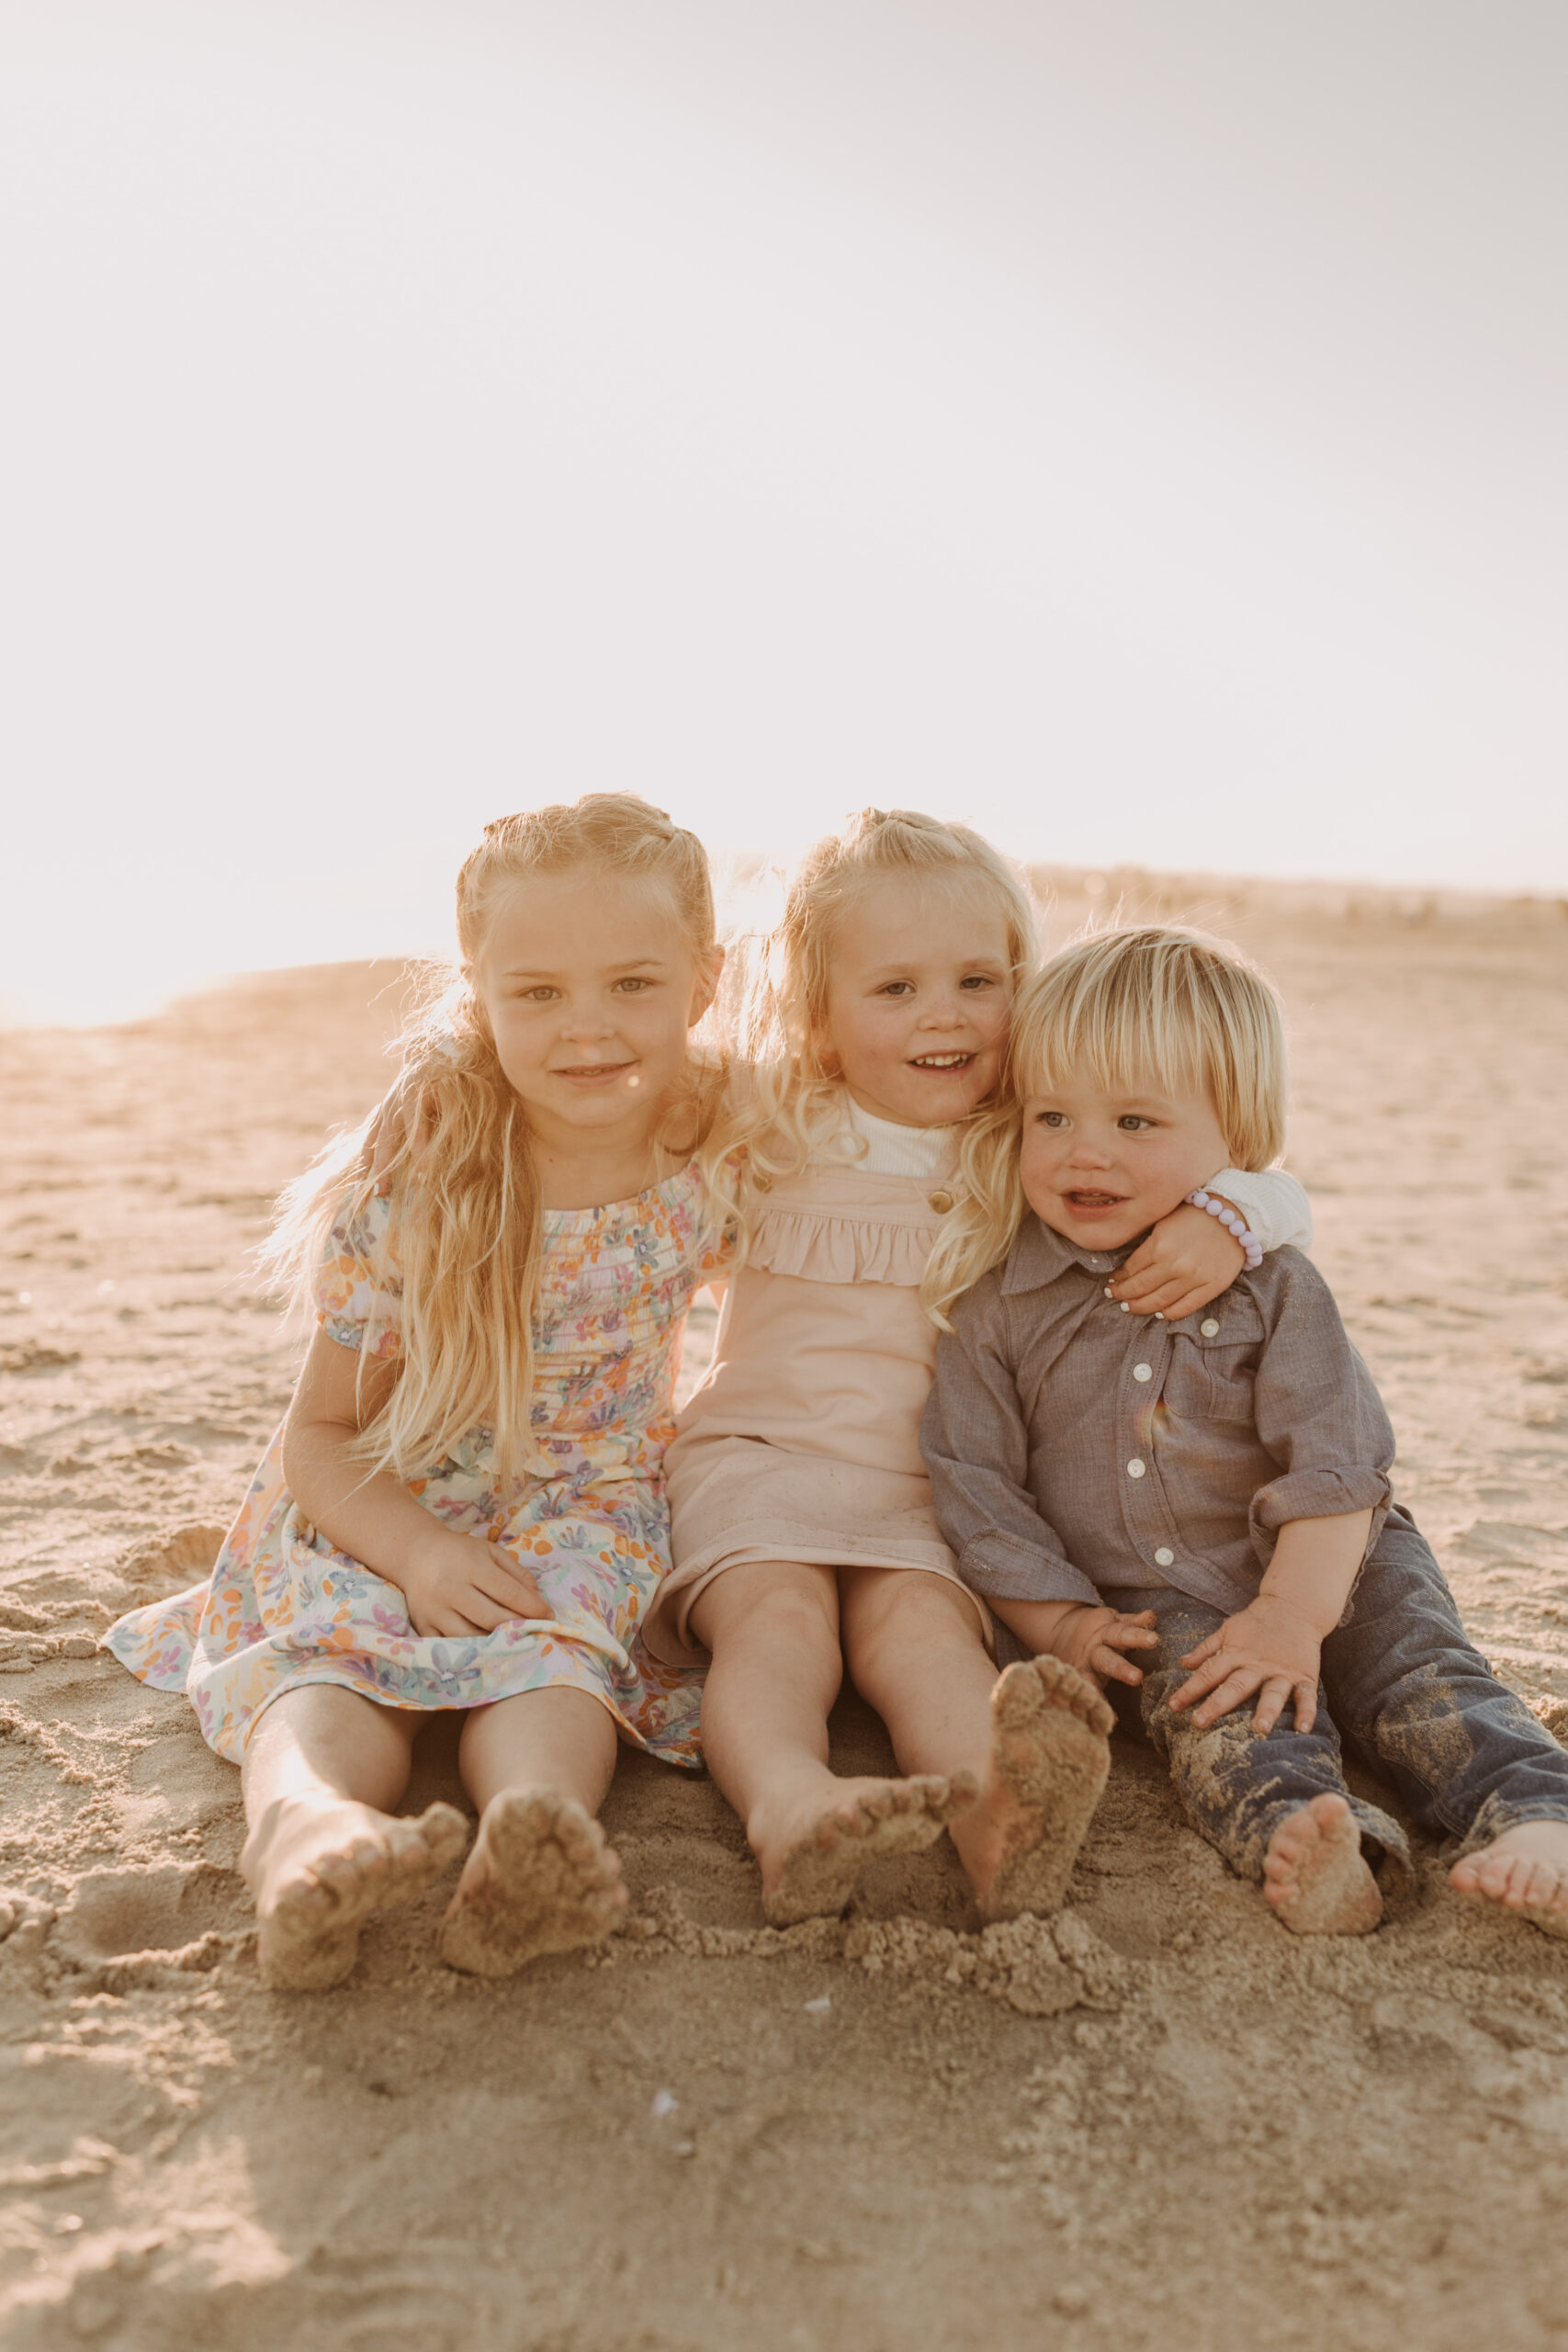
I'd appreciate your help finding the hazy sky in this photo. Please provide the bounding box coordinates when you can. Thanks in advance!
[4,1,1565,1021]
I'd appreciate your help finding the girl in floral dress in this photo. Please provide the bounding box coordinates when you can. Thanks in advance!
[108,796,732,1990]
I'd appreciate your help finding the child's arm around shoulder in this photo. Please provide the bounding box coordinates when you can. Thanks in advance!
[1210,1168,1312,1254]
[1110,1166,1312,1321]
[921,1280,1156,1690]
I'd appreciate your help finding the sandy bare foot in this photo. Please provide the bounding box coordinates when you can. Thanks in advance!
[969,1656,1114,1924]
[439,1787,627,1976]
[760,1772,978,1928]
[1449,1820,1568,1938]
[246,1798,469,1991]
[1263,1794,1382,1937]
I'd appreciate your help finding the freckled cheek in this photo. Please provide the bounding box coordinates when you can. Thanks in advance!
[1141,1165,1201,1226]
[834,1015,896,1073]
[486,1014,531,1069]
[634,1010,697,1076]
[1018,1137,1058,1204]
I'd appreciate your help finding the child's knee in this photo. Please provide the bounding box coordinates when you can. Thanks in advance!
[1134,1633,1218,1740]
[842,1569,977,1672]
[691,1562,838,1656]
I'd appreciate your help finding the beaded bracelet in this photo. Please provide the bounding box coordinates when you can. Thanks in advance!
[1187,1188,1263,1271]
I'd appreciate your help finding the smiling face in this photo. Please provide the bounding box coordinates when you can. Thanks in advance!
[818,872,1014,1129]
[1019,1068,1234,1251]
[471,866,720,1147]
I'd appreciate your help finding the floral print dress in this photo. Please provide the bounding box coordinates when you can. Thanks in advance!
[107,1167,720,1766]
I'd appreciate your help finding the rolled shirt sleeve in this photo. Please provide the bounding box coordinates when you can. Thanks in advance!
[1246,1255,1394,1566]
[922,1282,1103,1608]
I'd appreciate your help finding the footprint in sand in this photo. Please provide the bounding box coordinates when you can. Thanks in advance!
[259,1801,469,1991]
[764,1773,979,1929]
[980,1655,1115,1925]
[438,1788,627,1977]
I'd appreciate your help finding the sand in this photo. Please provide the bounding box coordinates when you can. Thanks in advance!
[2,878,1567,2352]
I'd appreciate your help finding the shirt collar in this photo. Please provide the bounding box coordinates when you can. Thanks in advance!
[1001,1213,1135,1295]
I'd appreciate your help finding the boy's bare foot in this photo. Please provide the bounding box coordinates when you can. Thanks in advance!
[760,1773,978,1928]
[1449,1820,1568,1938]
[439,1787,627,1976]
[244,1797,469,1991]
[1263,1793,1382,1936]
[964,1657,1114,1924]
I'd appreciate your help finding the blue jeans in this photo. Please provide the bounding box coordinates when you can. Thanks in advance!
[1109,1509,1568,1884]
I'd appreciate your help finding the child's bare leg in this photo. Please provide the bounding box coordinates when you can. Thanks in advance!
[240,1685,468,1990]
[840,1568,1112,1920]
[1449,1819,1568,1936]
[441,1687,624,1975]
[1262,1793,1382,1936]
[691,1562,973,1925]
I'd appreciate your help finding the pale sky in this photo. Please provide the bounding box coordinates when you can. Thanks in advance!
[3,1,1564,1023]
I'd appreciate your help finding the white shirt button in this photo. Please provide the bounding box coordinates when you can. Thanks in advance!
[1133,1363,1153,1382]
[1154,1546,1175,1568]
[1126,1457,1145,1478]
[1200,1317,1220,1337]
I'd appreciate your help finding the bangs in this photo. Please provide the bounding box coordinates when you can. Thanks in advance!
[828,862,1032,978]
[1015,990,1211,1108]
[1009,925,1287,1172]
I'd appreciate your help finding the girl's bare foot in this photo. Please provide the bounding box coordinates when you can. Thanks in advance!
[759,1773,978,1927]
[963,1657,1114,1923]
[243,1797,469,1990]
[1450,1820,1568,1937]
[1263,1793,1382,1936]
[439,1787,627,1976]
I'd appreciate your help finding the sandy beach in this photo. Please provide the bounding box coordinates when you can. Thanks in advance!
[2,873,1566,2352]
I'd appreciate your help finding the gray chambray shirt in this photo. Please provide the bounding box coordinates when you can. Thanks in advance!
[920,1218,1395,1622]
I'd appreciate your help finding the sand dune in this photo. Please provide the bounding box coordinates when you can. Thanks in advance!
[2,880,1566,2350]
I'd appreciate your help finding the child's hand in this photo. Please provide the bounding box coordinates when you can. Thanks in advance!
[398,1530,551,1640]
[1108,1200,1245,1321]
[1045,1602,1159,1691]
[1169,1595,1323,1733]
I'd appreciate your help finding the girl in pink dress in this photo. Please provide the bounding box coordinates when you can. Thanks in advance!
[108,796,730,1989]
[646,809,1313,1927]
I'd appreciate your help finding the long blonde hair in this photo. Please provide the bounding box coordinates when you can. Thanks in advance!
[266,794,732,1487]
[924,923,1287,1326]
[739,808,1039,1179]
